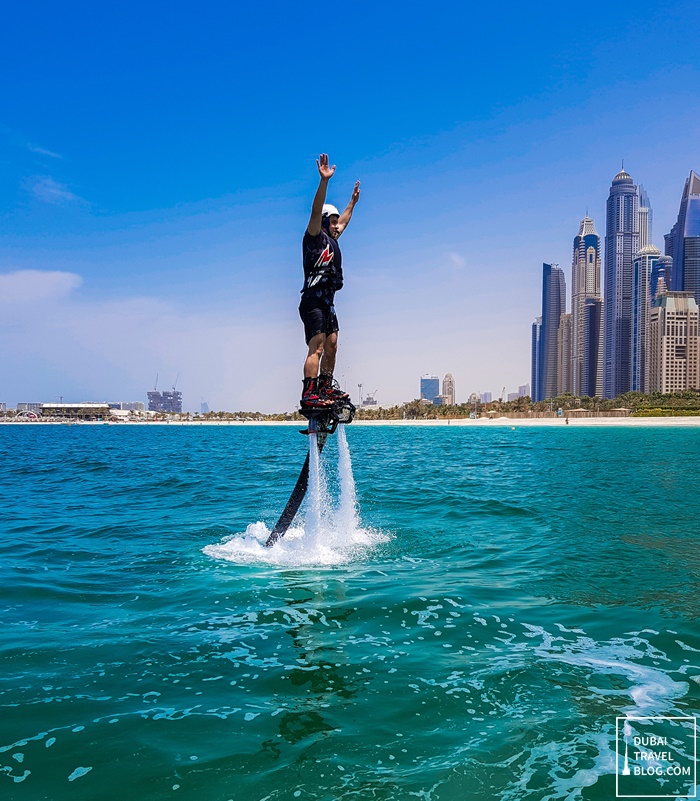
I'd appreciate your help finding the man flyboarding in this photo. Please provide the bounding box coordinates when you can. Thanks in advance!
[299,153,360,410]
[266,155,359,547]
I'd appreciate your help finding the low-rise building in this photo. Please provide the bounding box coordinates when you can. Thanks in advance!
[41,403,110,420]
[17,403,43,413]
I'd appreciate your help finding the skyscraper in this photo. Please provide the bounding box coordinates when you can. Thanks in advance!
[442,373,455,405]
[638,185,653,251]
[420,375,440,403]
[557,313,572,395]
[571,216,603,396]
[665,170,700,303]
[650,255,672,302]
[603,168,640,398]
[581,297,603,398]
[648,291,700,393]
[632,245,662,393]
[531,316,542,401]
[537,263,566,401]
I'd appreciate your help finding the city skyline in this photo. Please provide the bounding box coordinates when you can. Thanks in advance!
[532,164,700,403]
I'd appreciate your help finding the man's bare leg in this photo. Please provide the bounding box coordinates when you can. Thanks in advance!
[317,332,349,400]
[301,333,334,407]
[304,333,326,378]
[319,332,338,377]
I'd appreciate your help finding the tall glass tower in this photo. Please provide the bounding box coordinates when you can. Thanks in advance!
[638,185,653,251]
[537,263,566,401]
[603,169,640,398]
[581,298,603,398]
[571,216,602,397]
[631,245,662,393]
[531,317,542,402]
[665,170,700,303]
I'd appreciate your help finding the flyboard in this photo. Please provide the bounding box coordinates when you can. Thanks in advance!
[265,394,356,547]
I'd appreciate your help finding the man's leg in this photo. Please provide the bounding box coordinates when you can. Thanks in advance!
[301,333,332,408]
[304,333,326,378]
[318,332,349,401]
[319,332,338,377]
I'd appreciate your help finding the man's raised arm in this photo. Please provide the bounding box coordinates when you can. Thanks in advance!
[307,153,336,236]
[336,181,361,237]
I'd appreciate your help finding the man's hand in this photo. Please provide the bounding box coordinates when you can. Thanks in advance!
[336,181,361,236]
[316,153,336,181]
[308,154,335,235]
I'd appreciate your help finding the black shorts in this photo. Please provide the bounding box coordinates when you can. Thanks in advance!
[299,296,339,345]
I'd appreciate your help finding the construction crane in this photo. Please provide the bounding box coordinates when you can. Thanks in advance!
[173,372,180,391]
[154,373,159,392]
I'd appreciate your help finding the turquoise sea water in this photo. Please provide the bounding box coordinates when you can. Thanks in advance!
[1,424,699,800]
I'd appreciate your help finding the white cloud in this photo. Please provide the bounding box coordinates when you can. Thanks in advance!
[27,144,62,159]
[0,125,63,159]
[447,252,466,270]
[0,270,83,303]
[0,269,301,412]
[26,176,79,204]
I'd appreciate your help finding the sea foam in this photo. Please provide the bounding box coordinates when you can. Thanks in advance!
[203,428,387,566]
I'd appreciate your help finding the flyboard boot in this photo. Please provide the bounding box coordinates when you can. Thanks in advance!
[317,373,350,403]
[300,377,333,411]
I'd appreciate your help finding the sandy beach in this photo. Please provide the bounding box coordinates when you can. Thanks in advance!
[3,416,700,427]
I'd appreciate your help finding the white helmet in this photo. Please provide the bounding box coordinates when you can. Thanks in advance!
[322,203,340,218]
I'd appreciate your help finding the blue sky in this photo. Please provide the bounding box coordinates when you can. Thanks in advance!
[1,1,699,411]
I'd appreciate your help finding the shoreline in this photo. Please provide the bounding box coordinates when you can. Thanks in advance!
[3,417,700,428]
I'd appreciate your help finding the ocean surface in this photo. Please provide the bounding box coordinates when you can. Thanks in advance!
[1,424,699,800]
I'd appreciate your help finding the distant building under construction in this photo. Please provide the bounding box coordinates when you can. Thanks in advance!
[147,390,183,414]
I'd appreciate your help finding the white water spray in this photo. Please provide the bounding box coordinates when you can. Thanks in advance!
[336,425,359,536]
[203,425,389,566]
[305,431,324,539]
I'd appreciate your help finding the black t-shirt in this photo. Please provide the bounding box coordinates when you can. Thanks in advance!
[300,229,343,304]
